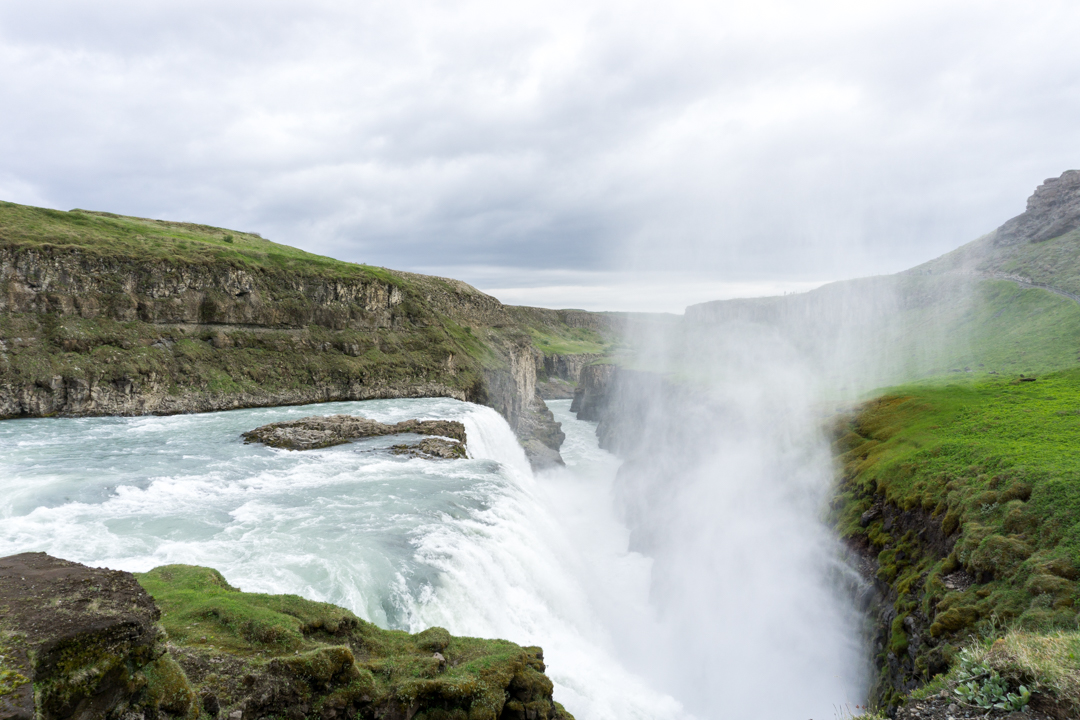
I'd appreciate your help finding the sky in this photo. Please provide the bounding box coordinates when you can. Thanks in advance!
[2,0,1080,312]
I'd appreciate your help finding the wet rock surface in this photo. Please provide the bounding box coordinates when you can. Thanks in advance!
[568,364,616,423]
[389,437,467,459]
[241,415,466,452]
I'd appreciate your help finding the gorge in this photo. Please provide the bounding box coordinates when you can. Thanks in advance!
[5,171,1080,719]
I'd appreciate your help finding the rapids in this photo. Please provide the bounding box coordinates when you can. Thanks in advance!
[0,398,681,720]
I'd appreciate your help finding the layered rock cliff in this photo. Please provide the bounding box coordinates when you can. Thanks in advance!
[0,202,613,469]
[994,170,1080,246]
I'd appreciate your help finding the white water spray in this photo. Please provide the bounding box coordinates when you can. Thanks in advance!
[0,398,684,720]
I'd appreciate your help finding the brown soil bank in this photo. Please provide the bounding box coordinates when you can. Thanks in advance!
[0,202,620,469]
[0,553,574,720]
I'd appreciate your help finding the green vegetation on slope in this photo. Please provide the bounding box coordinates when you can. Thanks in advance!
[0,313,486,409]
[831,370,1080,711]
[926,226,1080,298]
[880,278,1080,381]
[503,306,620,357]
[0,201,399,284]
[524,325,609,356]
[136,565,572,720]
[0,198,619,429]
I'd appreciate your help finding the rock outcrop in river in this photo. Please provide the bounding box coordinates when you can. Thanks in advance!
[0,553,574,720]
[241,415,468,458]
[242,415,466,452]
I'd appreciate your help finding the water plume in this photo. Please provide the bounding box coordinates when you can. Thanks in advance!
[594,315,869,719]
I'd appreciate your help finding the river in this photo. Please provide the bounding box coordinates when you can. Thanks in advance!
[0,397,683,719]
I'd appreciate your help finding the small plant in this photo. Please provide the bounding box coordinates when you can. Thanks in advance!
[223,234,234,243]
[833,702,887,719]
[951,648,1030,710]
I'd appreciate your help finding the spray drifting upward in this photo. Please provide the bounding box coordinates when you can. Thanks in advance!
[585,317,868,719]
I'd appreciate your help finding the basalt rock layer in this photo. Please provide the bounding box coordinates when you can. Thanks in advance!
[0,202,618,469]
[0,554,575,720]
[829,376,1080,718]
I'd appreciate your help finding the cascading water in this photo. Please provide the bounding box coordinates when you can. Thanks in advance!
[0,397,682,720]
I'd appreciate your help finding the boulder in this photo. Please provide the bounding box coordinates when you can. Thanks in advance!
[0,552,192,720]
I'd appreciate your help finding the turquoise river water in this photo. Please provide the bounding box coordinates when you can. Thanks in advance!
[0,399,683,720]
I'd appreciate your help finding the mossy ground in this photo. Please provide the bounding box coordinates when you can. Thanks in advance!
[0,634,30,699]
[911,629,1080,713]
[523,326,609,356]
[832,370,1080,708]
[135,565,571,720]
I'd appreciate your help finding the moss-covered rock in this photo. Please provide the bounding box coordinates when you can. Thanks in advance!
[136,564,574,720]
[0,556,573,720]
[0,552,194,720]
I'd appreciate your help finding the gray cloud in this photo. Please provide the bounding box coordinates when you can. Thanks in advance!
[2,1,1080,309]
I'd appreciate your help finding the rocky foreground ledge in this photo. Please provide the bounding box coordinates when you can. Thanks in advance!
[242,415,467,459]
[0,553,572,720]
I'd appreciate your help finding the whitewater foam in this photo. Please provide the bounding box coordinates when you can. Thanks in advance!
[0,397,682,720]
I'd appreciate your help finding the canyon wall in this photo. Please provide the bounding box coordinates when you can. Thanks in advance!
[0,242,567,467]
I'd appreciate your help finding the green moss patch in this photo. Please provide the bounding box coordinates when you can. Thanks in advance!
[136,565,572,720]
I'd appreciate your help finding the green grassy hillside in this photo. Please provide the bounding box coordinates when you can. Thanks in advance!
[0,201,397,283]
[832,370,1080,712]
[922,227,1080,298]
[857,276,1080,385]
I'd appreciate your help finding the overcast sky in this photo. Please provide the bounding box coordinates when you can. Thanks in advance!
[2,0,1079,311]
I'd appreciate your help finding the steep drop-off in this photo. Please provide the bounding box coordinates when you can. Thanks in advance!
[830,374,1080,717]
[571,173,1080,718]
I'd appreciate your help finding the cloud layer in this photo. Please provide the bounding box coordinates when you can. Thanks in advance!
[3,0,1080,310]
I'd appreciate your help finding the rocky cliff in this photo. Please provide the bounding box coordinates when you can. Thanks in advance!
[994,170,1080,246]
[0,553,574,720]
[0,202,613,469]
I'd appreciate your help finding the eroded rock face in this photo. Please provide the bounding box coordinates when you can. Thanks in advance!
[537,354,605,401]
[241,415,467,452]
[0,243,571,469]
[569,364,617,423]
[995,169,1080,245]
[481,340,565,470]
[0,552,191,720]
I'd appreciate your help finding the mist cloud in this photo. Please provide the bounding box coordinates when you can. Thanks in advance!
[2,0,1079,309]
